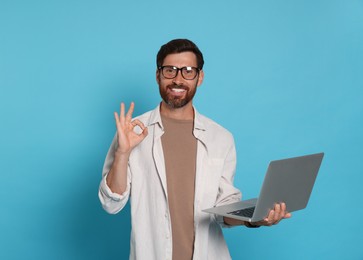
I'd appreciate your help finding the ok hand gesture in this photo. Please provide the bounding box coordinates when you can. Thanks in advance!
[114,102,148,155]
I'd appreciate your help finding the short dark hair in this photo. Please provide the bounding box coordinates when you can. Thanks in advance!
[156,39,204,69]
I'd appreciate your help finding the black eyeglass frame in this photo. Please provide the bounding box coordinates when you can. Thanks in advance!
[158,66,200,80]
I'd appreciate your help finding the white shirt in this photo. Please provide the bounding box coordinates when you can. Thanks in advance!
[98,105,242,260]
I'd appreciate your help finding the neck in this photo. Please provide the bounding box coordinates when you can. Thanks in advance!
[160,101,194,120]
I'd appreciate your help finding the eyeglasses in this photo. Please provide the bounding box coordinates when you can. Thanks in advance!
[158,66,200,80]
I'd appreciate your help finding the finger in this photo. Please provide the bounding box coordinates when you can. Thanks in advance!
[274,203,281,221]
[141,126,148,138]
[120,102,126,125]
[266,209,275,225]
[126,102,135,122]
[281,202,292,219]
[132,120,149,138]
[285,212,292,219]
[280,203,288,218]
[281,202,286,213]
[132,119,145,130]
[114,112,121,127]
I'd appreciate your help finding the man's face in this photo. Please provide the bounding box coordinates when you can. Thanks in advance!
[156,51,204,109]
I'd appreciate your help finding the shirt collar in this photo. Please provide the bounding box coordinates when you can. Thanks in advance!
[147,103,206,132]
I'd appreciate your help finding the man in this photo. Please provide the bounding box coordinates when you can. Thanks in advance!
[98,39,291,260]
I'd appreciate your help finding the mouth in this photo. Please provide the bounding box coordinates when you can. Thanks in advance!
[168,85,187,96]
[171,88,186,93]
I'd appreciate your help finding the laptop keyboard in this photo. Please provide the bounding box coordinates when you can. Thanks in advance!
[228,207,255,218]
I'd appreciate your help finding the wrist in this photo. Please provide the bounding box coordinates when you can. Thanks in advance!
[115,149,131,160]
[223,217,244,226]
[244,221,260,228]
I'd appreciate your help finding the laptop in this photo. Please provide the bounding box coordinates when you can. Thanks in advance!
[203,152,324,222]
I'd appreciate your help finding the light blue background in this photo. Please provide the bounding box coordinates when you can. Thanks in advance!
[1,0,362,259]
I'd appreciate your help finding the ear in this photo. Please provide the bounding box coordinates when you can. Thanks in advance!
[197,70,204,87]
[156,69,160,85]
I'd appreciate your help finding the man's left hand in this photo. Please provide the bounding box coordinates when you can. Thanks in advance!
[252,202,292,227]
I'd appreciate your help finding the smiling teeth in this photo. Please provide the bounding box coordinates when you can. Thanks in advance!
[172,88,185,92]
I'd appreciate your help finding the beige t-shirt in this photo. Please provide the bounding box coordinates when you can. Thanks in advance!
[161,115,197,260]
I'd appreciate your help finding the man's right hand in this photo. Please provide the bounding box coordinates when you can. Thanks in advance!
[106,102,148,195]
[114,102,148,155]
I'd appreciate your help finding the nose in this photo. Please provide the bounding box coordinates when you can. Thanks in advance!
[172,70,184,85]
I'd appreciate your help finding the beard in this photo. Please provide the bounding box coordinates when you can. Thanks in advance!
[159,83,197,109]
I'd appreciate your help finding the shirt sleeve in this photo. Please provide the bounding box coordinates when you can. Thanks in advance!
[98,134,131,214]
[215,137,242,227]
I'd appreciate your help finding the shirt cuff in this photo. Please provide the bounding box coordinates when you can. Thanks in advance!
[99,176,129,201]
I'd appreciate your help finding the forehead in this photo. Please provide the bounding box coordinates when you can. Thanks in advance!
[162,51,197,67]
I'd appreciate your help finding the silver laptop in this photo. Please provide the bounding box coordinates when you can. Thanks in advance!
[203,152,324,222]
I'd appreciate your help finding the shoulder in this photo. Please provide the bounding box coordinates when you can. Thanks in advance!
[133,106,159,125]
[134,110,153,121]
[196,112,235,144]
[196,110,233,134]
